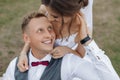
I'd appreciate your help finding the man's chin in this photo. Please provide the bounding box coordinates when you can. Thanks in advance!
[45,48,53,53]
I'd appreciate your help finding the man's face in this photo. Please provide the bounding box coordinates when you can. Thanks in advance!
[25,17,55,54]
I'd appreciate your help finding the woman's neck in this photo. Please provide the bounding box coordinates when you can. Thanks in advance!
[55,15,79,39]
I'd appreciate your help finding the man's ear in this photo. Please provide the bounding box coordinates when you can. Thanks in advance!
[23,33,30,43]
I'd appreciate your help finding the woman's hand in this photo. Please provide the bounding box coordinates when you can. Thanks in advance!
[50,46,77,59]
[38,4,47,14]
[77,13,92,45]
[17,42,30,72]
[17,54,28,72]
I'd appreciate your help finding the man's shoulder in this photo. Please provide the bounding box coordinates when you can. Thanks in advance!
[9,57,18,67]
[61,54,89,78]
[63,53,82,59]
[63,54,85,64]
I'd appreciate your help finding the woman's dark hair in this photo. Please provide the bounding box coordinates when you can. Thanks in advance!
[41,0,88,40]
[41,0,88,16]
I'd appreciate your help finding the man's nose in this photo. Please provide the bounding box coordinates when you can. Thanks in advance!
[44,30,52,38]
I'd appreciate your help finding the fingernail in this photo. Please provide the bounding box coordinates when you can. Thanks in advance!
[26,67,28,70]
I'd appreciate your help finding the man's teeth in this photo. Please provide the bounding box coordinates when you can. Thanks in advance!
[43,40,51,44]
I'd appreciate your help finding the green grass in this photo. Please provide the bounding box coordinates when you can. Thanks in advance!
[0,0,41,76]
[93,0,120,76]
[0,51,2,56]
[0,0,120,77]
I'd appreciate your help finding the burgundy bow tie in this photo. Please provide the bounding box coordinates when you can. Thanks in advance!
[31,61,49,67]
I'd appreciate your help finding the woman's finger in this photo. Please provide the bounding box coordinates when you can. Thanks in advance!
[17,62,27,72]
[52,55,63,59]
[24,60,29,70]
[50,49,59,55]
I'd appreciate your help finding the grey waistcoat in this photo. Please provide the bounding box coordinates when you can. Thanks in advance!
[14,54,62,80]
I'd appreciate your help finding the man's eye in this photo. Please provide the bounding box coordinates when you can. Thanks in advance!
[38,29,43,32]
[48,26,53,31]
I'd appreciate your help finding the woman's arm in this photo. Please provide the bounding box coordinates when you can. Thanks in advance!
[17,42,29,72]
[81,0,93,37]
[50,46,80,59]
[50,13,90,58]
[77,11,119,78]
[74,0,94,57]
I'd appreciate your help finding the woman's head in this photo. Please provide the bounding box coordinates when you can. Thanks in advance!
[41,0,88,39]
[41,0,88,16]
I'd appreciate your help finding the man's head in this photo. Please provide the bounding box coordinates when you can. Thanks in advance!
[21,12,55,57]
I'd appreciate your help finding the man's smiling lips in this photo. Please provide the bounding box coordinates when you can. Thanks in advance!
[42,40,53,45]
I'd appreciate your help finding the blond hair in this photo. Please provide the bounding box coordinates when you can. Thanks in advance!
[21,12,47,33]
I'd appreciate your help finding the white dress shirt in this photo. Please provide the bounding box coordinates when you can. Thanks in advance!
[2,51,51,80]
[55,36,120,80]
[81,0,93,33]
[3,50,100,80]
[3,40,120,80]
[84,40,120,79]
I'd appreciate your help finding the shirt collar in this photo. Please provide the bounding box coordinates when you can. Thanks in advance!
[29,49,52,67]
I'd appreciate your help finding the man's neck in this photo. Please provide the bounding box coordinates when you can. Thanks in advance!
[31,49,48,60]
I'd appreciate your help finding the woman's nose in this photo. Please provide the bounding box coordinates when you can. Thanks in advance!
[48,17,54,22]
